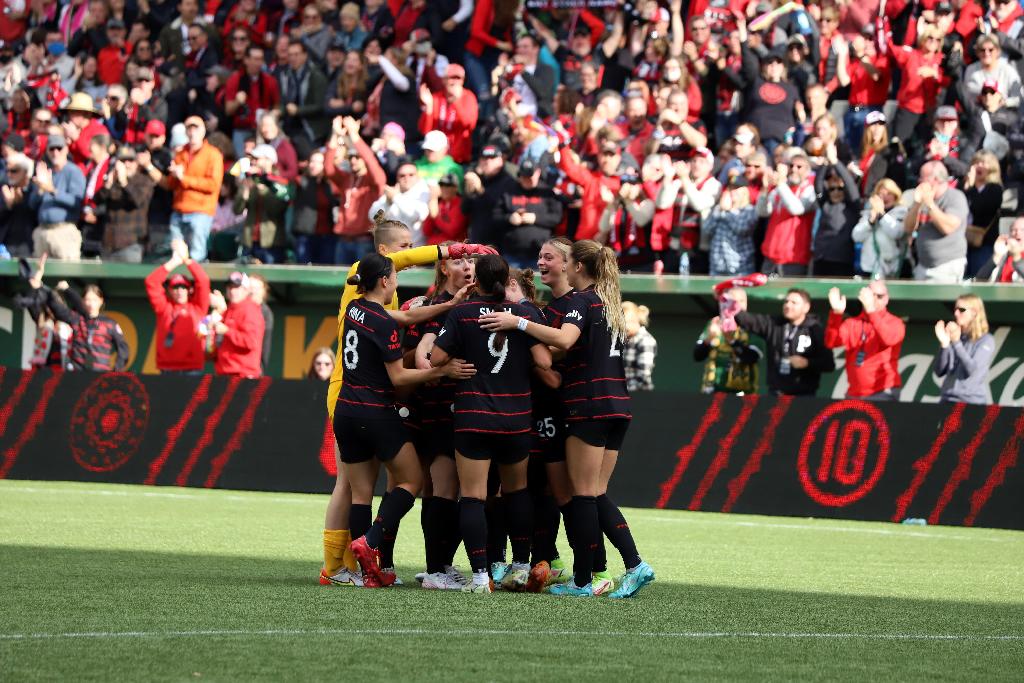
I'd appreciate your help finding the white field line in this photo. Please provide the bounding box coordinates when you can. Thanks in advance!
[0,628,1022,642]
[0,484,1016,543]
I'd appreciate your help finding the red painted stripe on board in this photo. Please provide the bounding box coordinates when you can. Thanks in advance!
[655,393,726,509]
[721,395,794,513]
[0,371,63,479]
[176,378,241,486]
[0,368,32,439]
[204,378,272,488]
[928,405,1001,525]
[964,410,1024,526]
[890,403,965,523]
[145,374,212,485]
[689,394,759,511]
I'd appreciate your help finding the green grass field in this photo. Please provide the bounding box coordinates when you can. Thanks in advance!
[1,480,1022,681]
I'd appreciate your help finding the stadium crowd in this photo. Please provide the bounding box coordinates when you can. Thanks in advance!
[0,0,1023,283]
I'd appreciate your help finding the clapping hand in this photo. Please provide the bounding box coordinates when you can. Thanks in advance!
[28,253,47,289]
[947,321,961,344]
[828,286,847,314]
[934,320,951,347]
[858,286,877,314]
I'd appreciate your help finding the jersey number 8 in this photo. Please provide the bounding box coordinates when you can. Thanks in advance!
[343,329,359,370]
[487,333,508,374]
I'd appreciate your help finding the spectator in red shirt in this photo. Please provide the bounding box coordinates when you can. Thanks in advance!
[222,0,267,47]
[97,19,132,85]
[888,27,949,146]
[144,238,211,374]
[825,282,906,400]
[213,270,265,378]
[422,172,467,245]
[417,63,478,164]
[757,149,817,276]
[839,34,891,157]
[324,115,387,264]
[60,93,110,171]
[557,135,624,241]
[224,46,281,158]
[619,93,657,165]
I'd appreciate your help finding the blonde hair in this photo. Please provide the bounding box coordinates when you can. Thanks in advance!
[371,209,411,250]
[957,294,989,341]
[545,236,572,263]
[872,178,903,203]
[622,301,650,327]
[970,150,1002,186]
[572,239,625,341]
[917,27,943,49]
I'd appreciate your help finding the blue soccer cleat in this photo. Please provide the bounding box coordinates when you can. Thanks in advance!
[608,562,655,599]
[548,580,594,597]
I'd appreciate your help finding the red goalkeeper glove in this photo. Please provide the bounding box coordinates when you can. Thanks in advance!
[447,243,498,259]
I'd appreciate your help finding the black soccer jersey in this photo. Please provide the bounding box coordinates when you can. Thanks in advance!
[535,289,575,418]
[435,295,545,435]
[561,286,632,422]
[337,299,403,419]
[409,291,457,432]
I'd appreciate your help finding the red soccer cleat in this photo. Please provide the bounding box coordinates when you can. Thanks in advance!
[350,536,385,586]
[525,561,551,593]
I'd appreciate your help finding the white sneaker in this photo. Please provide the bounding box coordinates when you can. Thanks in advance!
[445,564,470,586]
[414,571,427,583]
[422,571,465,590]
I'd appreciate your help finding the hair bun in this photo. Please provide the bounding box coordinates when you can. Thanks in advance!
[346,273,362,286]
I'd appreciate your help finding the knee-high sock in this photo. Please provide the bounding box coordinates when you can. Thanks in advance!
[592,537,608,573]
[485,496,507,566]
[435,497,460,567]
[503,487,533,566]
[531,492,560,565]
[421,496,437,572]
[350,504,372,541]
[459,497,488,573]
[322,529,350,575]
[597,494,641,569]
[423,496,448,574]
[569,495,599,587]
[365,488,414,551]
[374,492,401,568]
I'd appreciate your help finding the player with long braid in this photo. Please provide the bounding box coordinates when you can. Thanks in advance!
[481,240,655,598]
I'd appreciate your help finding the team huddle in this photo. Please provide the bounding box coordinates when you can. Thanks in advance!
[318,211,655,598]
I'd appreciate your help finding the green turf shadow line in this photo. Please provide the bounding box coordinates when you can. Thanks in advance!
[2,545,1023,682]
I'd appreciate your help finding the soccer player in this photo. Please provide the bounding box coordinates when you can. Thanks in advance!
[320,212,495,587]
[429,255,553,593]
[480,240,656,598]
[341,253,477,588]
[408,251,476,590]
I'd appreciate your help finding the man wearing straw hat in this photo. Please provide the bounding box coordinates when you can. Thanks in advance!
[61,92,110,171]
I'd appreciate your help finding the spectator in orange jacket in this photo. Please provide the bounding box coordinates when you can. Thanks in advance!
[324,115,387,265]
[162,116,224,262]
[824,282,906,400]
[213,271,265,378]
[417,64,478,164]
[144,239,211,374]
[557,135,624,240]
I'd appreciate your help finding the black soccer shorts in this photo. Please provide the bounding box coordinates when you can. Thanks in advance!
[335,414,410,464]
[565,418,631,451]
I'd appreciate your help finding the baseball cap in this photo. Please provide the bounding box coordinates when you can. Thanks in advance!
[381,121,406,141]
[4,133,25,152]
[249,143,278,164]
[935,1,953,13]
[517,158,539,176]
[480,144,502,159]
[145,120,166,137]
[438,172,459,186]
[116,144,137,161]
[694,147,714,163]
[935,105,959,121]
[446,63,465,80]
[763,51,785,64]
[981,78,1002,94]
[410,28,431,43]
[46,133,67,149]
[866,111,887,125]
[422,130,449,152]
[167,274,191,288]
[227,271,250,289]
[573,23,592,37]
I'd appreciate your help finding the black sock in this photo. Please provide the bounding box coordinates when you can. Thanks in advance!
[485,496,507,565]
[592,538,608,574]
[559,503,574,552]
[598,494,641,569]
[350,503,372,541]
[531,493,560,565]
[422,496,443,574]
[365,488,414,551]
[436,497,460,567]
[569,495,599,587]
[459,497,488,573]
[374,492,400,568]
[503,488,533,565]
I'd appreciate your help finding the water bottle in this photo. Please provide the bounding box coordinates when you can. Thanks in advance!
[678,251,690,276]
[901,518,928,526]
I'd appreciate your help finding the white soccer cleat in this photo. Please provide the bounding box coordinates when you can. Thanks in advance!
[445,564,470,586]
[422,572,466,590]
[319,567,364,587]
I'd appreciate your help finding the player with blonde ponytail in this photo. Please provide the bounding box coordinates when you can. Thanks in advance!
[481,239,655,598]
[320,210,496,588]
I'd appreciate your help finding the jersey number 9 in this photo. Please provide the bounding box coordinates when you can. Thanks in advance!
[487,333,508,374]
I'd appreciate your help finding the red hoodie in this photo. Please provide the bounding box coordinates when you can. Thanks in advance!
[557,148,620,241]
[215,298,265,377]
[144,262,211,371]
[825,309,905,397]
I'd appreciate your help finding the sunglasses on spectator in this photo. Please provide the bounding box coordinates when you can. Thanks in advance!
[791,162,809,170]
[48,145,66,151]
[314,360,332,366]
[955,306,970,313]
[827,186,845,192]
[170,283,189,289]
[599,149,619,156]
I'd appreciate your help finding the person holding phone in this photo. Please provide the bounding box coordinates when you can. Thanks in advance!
[824,281,905,400]
[693,286,761,395]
